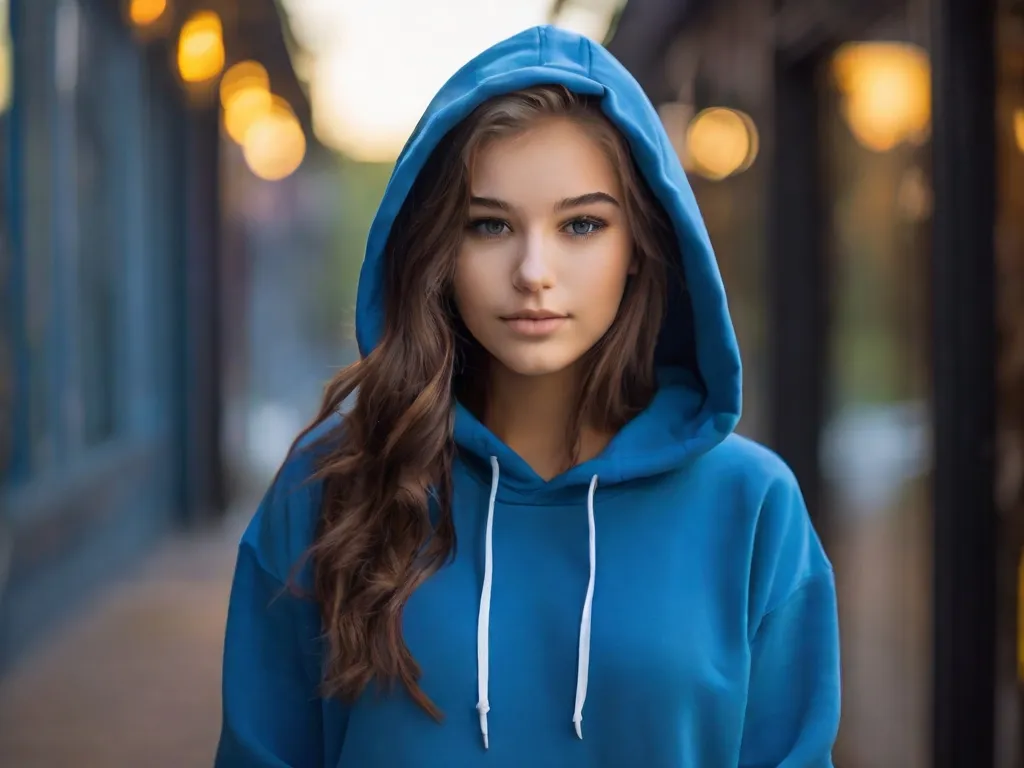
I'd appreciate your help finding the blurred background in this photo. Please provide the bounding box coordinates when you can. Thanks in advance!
[0,0,1020,765]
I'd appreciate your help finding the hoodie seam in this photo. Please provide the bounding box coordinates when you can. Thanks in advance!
[238,540,328,695]
[240,538,292,589]
[456,464,648,506]
[752,569,835,644]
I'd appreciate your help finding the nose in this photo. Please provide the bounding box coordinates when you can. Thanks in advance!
[511,232,555,293]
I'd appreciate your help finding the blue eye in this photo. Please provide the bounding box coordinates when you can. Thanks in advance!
[469,218,510,237]
[565,218,605,237]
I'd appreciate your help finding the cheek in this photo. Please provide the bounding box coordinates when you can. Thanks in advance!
[452,256,496,329]
[573,244,633,315]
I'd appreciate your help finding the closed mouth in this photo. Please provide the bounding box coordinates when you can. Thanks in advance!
[501,312,569,321]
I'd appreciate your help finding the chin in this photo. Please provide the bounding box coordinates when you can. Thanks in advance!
[493,350,579,378]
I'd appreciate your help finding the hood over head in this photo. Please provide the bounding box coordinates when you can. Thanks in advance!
[354,25,741,495]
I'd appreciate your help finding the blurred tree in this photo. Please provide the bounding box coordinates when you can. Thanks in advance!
[317,158,394,351]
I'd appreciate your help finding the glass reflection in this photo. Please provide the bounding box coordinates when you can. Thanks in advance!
[821,40,933,768]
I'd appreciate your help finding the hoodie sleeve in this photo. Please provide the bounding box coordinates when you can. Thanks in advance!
[215,546,326,767]
[738,470,841,768]
[215,448,344,768]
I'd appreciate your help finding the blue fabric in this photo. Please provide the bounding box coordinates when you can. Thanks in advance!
[217,25,840,768]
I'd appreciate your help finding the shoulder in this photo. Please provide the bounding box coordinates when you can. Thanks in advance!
[701,435,820,562]
[238,411,345,585]
[706,435,834,620]
[699,433,801,496]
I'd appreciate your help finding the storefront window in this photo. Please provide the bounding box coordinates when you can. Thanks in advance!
[819,32,933,768]
[73,0,116,446]
[7,0,130,475]
[0,0,11,477]
[20,0,57,471]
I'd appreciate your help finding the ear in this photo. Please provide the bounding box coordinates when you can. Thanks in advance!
[628,251,639,275]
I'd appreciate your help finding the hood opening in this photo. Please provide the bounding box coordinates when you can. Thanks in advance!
[354,25,741,489]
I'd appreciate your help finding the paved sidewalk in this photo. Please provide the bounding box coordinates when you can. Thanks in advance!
[0,511,250,768]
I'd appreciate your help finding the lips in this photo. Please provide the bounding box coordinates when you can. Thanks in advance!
[501,311,569,337]
[501,310,568,321]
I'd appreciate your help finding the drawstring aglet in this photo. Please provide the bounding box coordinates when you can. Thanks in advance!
[477,701,490,749]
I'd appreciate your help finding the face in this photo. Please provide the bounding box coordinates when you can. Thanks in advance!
[452,117,634,379]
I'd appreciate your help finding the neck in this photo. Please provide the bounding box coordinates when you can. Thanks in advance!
[482,361,608,480]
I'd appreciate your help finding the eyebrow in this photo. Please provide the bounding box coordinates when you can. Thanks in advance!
[468,191,621,212]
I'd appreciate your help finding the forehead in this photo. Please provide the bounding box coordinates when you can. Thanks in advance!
[469,117,622,202]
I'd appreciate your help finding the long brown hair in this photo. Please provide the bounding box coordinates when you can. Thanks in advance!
[293,85,679,719]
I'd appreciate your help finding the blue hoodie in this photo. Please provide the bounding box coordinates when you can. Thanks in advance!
[216,25,840,768]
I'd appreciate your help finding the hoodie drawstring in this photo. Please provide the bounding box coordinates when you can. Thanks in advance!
[476,456,599,749]
[476,457,500,749]
[573,474,599,739]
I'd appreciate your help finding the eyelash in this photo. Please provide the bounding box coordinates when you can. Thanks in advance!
[466,216,608,240]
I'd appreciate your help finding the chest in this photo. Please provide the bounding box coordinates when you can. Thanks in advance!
[400,479,750,722]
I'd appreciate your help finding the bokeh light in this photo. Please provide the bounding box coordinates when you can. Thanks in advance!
[685,107,759,181]
[220,60,270,107]
[177,11,225,84]
[221,62,273,145]
[241,96,307,181]
[832,42,931,153]
[129,0,167,27]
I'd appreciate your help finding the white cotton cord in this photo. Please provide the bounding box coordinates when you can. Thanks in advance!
[476,456,500,750]
[475,462,599,747]
[573,474,599,739]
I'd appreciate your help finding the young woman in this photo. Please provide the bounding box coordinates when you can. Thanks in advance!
[216,25,841,768]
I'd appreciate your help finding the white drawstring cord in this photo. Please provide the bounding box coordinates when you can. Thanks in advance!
[573,474,599,739]
[476,456,500,749]
[475,459,599,748]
